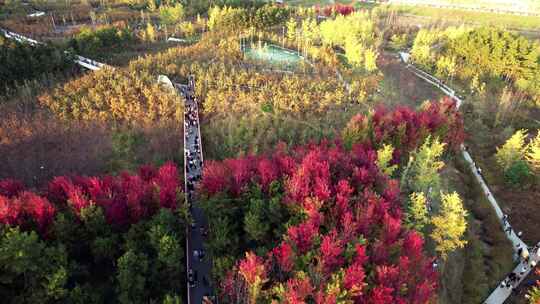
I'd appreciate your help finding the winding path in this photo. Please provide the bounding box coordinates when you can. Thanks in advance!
[399,52,539,304]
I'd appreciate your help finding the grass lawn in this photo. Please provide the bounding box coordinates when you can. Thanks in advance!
[284,0,378,9]
[392,4,540,31]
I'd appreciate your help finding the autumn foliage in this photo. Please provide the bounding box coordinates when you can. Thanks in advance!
[343,97,464,152]
[316,4,356,17]
[0,162,183,234]
[200,102,463,303]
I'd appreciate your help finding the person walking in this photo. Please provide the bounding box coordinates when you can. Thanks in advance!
[521,247,530,263]
[519,265,528,276]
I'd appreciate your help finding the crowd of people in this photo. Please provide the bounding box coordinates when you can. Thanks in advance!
[183,76,203,203]
[181,76,215,303]
[499,226,540,293]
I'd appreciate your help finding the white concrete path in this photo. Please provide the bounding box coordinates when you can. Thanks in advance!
[400,52,539,304]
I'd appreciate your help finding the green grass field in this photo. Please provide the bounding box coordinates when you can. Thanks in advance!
[284,0,378,9]
[285,0,540,32]
[393,4,540,31]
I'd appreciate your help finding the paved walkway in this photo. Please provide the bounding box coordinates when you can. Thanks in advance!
[400,52,539,304]
[177,77,214,304]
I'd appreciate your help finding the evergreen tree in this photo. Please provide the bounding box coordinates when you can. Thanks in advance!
[244,198,270,242]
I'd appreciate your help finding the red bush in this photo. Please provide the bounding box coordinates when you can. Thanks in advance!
[316,4,355,16]
[0,191,55,233]
[0,163,183,233]
[0,179,24,198]
[272,241,295,273]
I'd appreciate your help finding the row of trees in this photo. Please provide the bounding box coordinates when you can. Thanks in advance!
[198,101,467,302]
[207,4,290,31]
[0,35,74,96]
[282,9,385,73]
[411,27,540,102]
[0,163,187,303]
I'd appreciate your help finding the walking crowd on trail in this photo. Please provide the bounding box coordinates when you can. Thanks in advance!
[500,240,540,293]
[181,76,216,303]
[182,78,203,204]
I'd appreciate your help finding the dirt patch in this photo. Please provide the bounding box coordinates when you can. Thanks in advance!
[377,53,444,108]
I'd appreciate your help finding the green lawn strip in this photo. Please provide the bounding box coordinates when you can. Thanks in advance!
[392,4,540,31]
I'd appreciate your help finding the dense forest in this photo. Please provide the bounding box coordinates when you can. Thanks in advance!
[1,0,539,303]
[0,163,187,303]
[198,100,465,302]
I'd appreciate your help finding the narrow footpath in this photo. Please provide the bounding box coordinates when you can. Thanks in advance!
[399,52,540,304]
[178,77,214,304]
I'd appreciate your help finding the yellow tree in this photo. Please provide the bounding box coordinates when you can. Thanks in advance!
[526,132,540,173]
[180,21,195,38]
[495,129,528,171]
[376,143,397,176]
[364,48,378,73]
[435,55,457,82]
[431,192,468,260]
[144,22,156,42]
[406,192,429,234]
[410,136,446,194]
[344,36,364,68]
[286,18,296,42]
